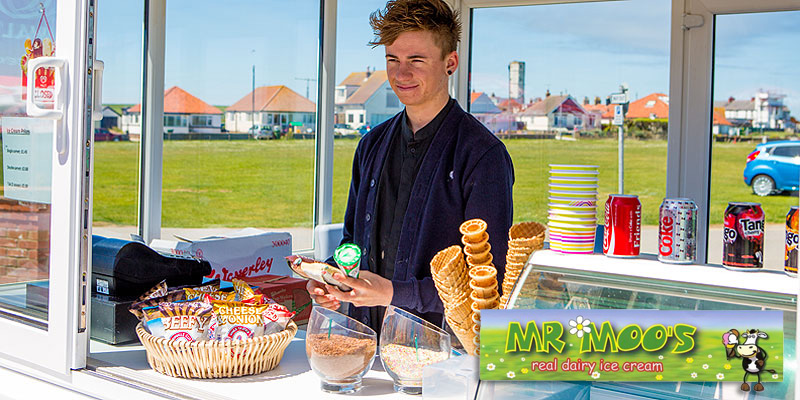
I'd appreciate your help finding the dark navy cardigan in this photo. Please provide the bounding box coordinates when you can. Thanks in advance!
[336,101,514,328]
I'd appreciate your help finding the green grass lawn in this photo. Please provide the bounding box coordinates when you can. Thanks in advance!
[91,138,797,228]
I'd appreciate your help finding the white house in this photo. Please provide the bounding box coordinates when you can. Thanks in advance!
[335,70,403,129]
[470,92,519,133]
[100,106,121,129]
[517,95,588,132]
[716,92,792,130]
[225,85,316,133]
[121,86,222,135]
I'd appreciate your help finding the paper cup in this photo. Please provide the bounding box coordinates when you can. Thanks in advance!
[549,209,597,217]
[550,170,599,178]
[549,183,600,191]
[548,191,598,200]
[548,221,597,230]
[548,203,597,212]
[548,197,597,207]
[549,164,599,171]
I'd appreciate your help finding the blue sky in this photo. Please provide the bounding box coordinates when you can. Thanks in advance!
[93,1,799,115]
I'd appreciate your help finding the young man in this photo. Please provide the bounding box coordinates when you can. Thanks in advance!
[308,0,514,332]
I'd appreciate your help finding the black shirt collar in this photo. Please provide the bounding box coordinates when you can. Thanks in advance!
[401,97,455,144]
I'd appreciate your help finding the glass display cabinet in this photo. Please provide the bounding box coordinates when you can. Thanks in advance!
[478,250,797,399]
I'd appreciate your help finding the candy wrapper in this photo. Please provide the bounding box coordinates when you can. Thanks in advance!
[285,255,351,292]
[212,300,270,341]
[232,278,264,304]
[155,302,212,343]
[172,279,221,293]
[129,289,187,320]
[262,303,296,335]
[185,287,233,301]
[136,280,168,302]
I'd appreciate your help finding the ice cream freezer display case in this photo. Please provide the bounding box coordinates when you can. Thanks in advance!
[476,250,797,400]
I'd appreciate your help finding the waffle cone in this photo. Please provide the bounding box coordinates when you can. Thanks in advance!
[468,265,497,284]
[431,246,464,275]
[464,241,491,257]
[470,311,481,326]
[444,297,473,325]
[462,231,489,247]
[470,293,500,310]
[509,221,547,247]
[507,243,535,254]
[460,219,488,241]
[450,324,477,355]
[467,252,493,267]
[505,261,525,273]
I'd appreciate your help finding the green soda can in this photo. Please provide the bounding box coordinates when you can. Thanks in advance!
[334,243,362,278]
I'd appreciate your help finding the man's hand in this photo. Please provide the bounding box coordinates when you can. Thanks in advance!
[325,270,393,308]
[306,279,341,310]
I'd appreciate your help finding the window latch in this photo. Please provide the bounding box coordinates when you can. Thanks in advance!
[682,14,704,30]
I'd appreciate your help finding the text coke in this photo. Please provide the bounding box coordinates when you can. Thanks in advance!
[723,202,764,270]
[603,194,641,257]
[657,198,698,264]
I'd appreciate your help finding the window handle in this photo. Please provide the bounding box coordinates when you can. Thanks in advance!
[92,60,104,121]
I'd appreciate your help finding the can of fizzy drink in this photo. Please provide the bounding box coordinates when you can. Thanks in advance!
[603,194,641,257]
[722,202,764,270]
[785,206,798,276]
[657,198,698,264]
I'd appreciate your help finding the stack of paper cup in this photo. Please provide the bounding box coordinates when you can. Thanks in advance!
[548,165,598,254]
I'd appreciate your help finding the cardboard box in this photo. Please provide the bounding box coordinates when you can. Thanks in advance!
[150,228,292,281]
[243,274,312,326]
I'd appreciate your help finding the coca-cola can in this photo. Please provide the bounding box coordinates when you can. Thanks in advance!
[785,206,798,276]
[657,198,698,264]
[723,202,764,270]
[603,194,641,257]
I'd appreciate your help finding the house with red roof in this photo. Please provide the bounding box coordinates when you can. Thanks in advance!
[712,107,738,135]
[626,93,669,120]
[334,70,402,129]
[121,86,222,135]
[582,103,613,127]
[517,94,588,132]
[226,85,316,133]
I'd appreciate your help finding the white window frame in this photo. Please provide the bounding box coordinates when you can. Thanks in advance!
[0,0,92,376]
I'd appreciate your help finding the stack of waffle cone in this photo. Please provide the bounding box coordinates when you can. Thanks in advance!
[430,245,477,355]
[467,265,500,355]
[460,219,493,268]
[500,221,546,308]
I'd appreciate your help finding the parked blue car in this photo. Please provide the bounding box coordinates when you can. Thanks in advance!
[743,140,800,196]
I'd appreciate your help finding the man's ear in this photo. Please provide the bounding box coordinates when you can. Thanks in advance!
[445,50,459,74]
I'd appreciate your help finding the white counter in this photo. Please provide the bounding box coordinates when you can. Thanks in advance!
[88,330,411,399]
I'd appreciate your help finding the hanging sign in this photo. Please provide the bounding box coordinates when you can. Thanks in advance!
[480,309,783,387]
[1,117,53,204]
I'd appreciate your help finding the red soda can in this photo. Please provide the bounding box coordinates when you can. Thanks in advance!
[658,198,698,264]
[723,202,764,270]
[603,194,641,257]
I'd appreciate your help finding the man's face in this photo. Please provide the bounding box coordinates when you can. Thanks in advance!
[385,30,456,109]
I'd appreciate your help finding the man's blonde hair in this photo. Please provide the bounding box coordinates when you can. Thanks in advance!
[368,0,462,59]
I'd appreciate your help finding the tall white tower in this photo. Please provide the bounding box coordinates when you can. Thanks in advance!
[509,61,525,104]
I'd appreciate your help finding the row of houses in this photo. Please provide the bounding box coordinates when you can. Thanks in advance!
[468,90,794,135]
[108,85,316,136]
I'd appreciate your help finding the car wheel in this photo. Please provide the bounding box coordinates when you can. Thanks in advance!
[751,175,776,196]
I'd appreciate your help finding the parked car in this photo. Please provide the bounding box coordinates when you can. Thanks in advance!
[357,125,371,136]
[333,123,356,135]
[743,140,800,196]
[94,128,127,142]
[249,125,279,140]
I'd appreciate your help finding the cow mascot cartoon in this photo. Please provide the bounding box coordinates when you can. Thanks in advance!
[722,329,777,392]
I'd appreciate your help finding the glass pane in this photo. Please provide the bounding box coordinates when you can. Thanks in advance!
[0,1,58,323]
[708,11,800,269]
[470,1,670,255]
[142,1,320,250]
[93,1,142,241]
[332,0,397,225]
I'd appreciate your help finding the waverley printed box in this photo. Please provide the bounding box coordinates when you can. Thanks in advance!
[480,310,783,384]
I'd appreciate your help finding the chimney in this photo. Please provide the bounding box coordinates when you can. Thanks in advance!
[545,89,551,98]
[365,67,372,79]
[595,96,602,105]
[728,96,735,103]
[583,96,589,105]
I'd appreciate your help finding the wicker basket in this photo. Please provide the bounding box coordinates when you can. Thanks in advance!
[135,321,298,379]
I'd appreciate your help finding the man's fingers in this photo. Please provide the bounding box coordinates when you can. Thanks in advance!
[332,272,366,290]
